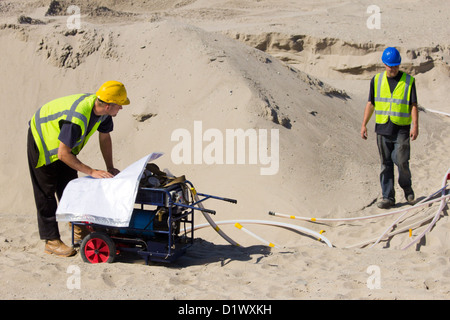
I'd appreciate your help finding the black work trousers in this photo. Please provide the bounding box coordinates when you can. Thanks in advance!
[27,128,77,240]
[376,131,412,202]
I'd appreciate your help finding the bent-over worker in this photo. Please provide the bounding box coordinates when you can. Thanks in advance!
[27,81,130,257]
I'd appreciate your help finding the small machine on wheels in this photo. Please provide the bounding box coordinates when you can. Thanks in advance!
[73,180,236,264]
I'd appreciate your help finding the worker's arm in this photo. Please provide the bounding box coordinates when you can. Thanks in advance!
[410,103,419,141]
[361,101,375,140]
[99,132,120,176]
[57,141,114,178]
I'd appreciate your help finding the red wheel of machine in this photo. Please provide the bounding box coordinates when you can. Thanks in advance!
[80,232,116,264]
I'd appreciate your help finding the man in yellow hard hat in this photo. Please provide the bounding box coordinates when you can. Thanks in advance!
[27,81,130,257]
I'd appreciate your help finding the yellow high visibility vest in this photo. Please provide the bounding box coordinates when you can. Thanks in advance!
[374,71,414,126]
[30,94,107,168]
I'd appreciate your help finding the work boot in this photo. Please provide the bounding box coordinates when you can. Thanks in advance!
[377,198,395,209]
[404,188,415,205]
[69,223,91,245]
[44,239,76,257]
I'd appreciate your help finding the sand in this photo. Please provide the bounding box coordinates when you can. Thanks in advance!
[0,0,449,300]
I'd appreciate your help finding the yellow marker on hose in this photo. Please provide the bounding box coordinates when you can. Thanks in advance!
[317,229,325,241]
[234,222,278,248]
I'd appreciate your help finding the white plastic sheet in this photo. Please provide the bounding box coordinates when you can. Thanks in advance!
[56,152,164,227]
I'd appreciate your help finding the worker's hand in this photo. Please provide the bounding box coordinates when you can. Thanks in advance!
[90,169,114,179]
[410,126,419,141]
[108,167,121,176]
[361,125,368,140]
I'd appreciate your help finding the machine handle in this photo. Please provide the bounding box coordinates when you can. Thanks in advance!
[201,208,216,215]
[195,191,237,204]
[222,197,237,204]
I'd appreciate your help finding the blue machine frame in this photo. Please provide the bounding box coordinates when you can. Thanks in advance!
[72,180,236,264]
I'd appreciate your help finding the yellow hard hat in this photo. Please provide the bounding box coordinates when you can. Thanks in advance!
[96,81,130,105]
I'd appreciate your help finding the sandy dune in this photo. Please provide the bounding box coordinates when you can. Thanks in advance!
[0,0,449,300]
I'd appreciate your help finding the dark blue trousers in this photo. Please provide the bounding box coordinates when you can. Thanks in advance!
[376,131,412,202]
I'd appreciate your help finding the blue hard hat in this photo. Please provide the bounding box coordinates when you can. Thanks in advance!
[382,47,401,66]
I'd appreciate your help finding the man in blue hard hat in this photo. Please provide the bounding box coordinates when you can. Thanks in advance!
[360,47,419,209]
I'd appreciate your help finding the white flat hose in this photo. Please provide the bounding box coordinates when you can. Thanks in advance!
[401,169,450,250]
[425,108,450,117]
[370,185,448,248]
[190,187,240,247]
[345,212,436,249]
[268,172,448,250]
[234,222,280,249]
[346,170,449,249]
[186,170,448,250]
[187,219,333,248]
[269,191,449,223]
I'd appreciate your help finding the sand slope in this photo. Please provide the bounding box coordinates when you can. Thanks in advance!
[0,0,449,300]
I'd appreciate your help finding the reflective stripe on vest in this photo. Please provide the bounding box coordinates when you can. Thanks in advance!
[31,94,106,168]
[374,71,414,125]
